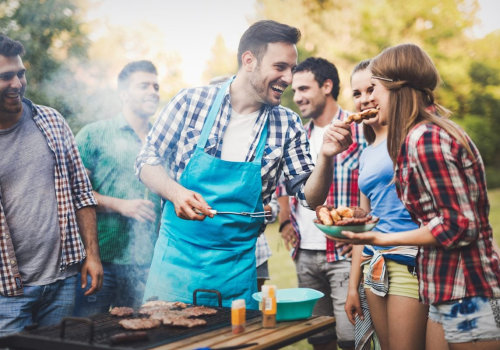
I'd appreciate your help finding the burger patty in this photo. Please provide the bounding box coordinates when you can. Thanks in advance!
[110,306,135,317]
[118,318,161,330]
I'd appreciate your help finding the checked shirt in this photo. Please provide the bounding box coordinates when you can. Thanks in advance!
[396,122,500,304]
[276,107,367,262]
[0,98,96,296]
[135,82,315,224]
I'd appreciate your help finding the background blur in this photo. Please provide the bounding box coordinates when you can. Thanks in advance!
[2,2,499,348]
[1,0,499,185]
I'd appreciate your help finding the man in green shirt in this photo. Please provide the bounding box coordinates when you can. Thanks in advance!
[74,60,162,315]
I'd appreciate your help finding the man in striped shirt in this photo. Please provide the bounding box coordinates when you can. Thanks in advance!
[277,57,367,350]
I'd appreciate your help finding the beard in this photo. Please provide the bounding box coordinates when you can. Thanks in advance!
[0,89,24,115]
[248,64,284,107]
[302,99,326,120]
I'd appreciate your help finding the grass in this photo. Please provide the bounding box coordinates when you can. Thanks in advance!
[264,188,500,350]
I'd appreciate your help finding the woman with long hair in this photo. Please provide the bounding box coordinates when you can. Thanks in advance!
[332,43,500,349]
[344,59,428,350]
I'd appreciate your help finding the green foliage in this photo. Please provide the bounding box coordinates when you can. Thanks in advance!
[0,0,90,125]
[256,0,500,174]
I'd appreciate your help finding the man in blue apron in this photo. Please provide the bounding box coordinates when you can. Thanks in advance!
[134,20,353,309]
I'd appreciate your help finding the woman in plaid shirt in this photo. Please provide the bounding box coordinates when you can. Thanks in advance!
[333,44,500,349]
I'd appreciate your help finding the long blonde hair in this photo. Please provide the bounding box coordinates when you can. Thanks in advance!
[370,43,472,163]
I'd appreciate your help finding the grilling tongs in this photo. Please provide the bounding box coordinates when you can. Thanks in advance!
[208,209,271,218]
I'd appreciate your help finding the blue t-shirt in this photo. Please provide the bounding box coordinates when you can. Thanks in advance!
[358,139,419,265]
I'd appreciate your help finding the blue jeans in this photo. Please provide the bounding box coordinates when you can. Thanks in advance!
[73,263,149,317]
[0,275,77,337]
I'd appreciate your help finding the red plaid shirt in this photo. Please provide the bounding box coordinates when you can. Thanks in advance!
[396,122,500,304]
[277,107,366,262]
[0,99,97,296]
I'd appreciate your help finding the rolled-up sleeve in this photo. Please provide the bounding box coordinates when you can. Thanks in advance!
[280,114,314,207]
[64,119,97,209]
[408,129,476,249]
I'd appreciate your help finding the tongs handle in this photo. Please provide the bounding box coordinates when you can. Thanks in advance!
[209,209,270,218]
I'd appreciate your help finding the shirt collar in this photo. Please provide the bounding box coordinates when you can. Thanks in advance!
[307,105,345,132]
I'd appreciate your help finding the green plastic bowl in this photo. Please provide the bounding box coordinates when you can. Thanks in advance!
[252,288,324,321]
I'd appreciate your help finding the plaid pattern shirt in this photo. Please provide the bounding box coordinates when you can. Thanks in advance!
[396,122,500,304]
[276,107,367,262]
[0,99,97,296]
[135,82,315,222]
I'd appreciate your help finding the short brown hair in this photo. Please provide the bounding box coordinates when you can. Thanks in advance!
[0,34,25,57]
[237,20,300,67]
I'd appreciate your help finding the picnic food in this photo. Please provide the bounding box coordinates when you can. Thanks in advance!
[110,331,148,344]
[315,205,375,226]
[181,305,218,317]
[344,108,379,124]
[110,306,135,317]
[119,300,217,330]
[118,318,161,330]
[139,300,187,315]
[151,313,207,327]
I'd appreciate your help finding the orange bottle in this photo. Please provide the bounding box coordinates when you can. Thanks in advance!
[231,299,246,334]
[261,285,277,328]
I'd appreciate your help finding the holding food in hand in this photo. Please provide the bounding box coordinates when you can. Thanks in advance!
[344,107,379,124]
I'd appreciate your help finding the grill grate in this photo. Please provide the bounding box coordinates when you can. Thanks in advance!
[0,306,262,350]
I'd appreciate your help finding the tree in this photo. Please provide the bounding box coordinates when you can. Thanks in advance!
[256,0,500,175]
[0,0,91,125]
[202,35,238,84]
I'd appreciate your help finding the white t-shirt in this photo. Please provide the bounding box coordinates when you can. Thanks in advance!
[295,125,327,250]
[221,109,260,162]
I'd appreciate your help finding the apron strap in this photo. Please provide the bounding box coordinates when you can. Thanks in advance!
[253,121,268,162]
[197,78,233,149]
[197,76,269,162]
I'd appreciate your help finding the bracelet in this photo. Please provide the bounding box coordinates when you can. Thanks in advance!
[279,219,291,232]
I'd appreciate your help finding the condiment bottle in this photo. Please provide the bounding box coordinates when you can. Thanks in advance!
[231,299,246,334]
[261,285,277,328]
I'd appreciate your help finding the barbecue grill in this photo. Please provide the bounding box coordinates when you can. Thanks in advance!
[0,289,261,350]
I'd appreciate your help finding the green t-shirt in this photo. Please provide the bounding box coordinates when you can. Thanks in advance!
[76,116,162,265]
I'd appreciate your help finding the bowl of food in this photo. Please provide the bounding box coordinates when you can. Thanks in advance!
[314,205,379,238]
[252,288,324,321]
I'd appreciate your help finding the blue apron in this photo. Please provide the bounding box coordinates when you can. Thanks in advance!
[144,79,267,309]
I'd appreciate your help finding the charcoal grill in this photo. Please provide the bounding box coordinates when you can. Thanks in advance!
[0,289,261,350]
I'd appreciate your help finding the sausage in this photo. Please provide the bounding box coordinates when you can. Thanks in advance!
[110,331,148,344]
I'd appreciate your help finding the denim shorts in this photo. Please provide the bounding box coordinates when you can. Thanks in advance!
[428,296,500,343]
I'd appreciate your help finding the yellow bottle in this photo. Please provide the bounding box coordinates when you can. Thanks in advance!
[261,285,277,328]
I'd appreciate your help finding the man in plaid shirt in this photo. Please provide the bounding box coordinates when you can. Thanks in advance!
[0,35,103,336]
[135,21,354,308]
[277,57,367,350]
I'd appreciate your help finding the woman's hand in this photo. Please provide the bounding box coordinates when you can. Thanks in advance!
[325,230,387,246]
[345,289,363,325]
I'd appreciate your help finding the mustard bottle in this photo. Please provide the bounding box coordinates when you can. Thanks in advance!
[261,285,277,328]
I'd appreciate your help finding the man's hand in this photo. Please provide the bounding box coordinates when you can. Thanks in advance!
[171,185,213,220]
[75,206,103,296]
[321,121,353,158]
[80,255,103,296]
[119,199,157,223]
[336,241,353,258]
[280,222,298,251]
